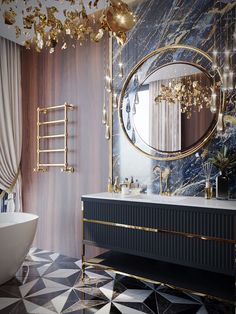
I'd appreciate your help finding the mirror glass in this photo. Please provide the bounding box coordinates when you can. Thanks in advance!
[119,47,221,160]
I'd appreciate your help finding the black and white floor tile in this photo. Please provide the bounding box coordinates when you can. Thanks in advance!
[0,248,234,313]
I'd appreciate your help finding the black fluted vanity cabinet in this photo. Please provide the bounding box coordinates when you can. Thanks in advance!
[82,194,236,276]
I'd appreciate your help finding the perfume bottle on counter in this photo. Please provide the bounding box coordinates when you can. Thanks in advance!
[204,180,213,199]
[203,162,213,199]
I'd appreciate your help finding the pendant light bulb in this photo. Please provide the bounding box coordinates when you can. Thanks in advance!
[105,123,110,140]
[222,72,228,91]
[113,93,118,108]
[134,91,139,104]
[217,112,224,132]
[126,97,131,113]
[118,62,124,78]
[212,50,218,70]
[224,50,230,72]
[228,71,234,90]
[105,67,112,93]
[102,102,107,125]
[118,48,124,79]
[126,112,131,130]
[210,87,217,113]
[133,73,139,88]
[131,128,136,143]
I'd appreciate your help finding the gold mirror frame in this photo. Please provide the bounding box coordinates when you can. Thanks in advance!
[118,44,224,161]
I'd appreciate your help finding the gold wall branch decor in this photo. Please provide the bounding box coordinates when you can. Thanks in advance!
[33,102,74,173]
[2,0,136,52]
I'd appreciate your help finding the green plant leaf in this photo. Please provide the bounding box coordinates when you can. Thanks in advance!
[208,146,236,171]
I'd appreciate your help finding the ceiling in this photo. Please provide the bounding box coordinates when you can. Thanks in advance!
[0,0,107,45]
[145,64,202,84]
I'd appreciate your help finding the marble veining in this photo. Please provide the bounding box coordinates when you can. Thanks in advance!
[112,0,236,198]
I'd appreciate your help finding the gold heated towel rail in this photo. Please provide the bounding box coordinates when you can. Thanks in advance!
[33,102,74,173]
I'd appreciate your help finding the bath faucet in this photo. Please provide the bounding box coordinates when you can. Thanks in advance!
[153,166,171,195]
[153,165,163,195]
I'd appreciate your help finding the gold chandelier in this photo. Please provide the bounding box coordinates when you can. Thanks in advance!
[2,0,136,52]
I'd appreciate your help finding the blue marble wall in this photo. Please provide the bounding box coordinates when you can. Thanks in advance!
[112,0,236,198]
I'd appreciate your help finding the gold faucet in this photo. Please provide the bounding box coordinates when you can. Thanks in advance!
[113,176,121,193]
[153,165,163,195]
[153,166,171,195]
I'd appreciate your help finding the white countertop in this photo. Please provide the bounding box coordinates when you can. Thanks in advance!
[82,192,236,211]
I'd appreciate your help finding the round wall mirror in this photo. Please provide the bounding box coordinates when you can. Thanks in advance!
[119,45,223,160]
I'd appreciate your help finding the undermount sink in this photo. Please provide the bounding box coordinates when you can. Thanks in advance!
[128,194,187,202]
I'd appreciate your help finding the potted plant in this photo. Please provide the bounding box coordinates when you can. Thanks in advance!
[209,146,236,199]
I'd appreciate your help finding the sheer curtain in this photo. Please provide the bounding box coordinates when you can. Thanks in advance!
[149,80,181,151]
[0,37,22,212]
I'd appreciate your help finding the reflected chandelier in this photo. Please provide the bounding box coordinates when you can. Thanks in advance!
[154,78,213,120]
[2,0,136,52]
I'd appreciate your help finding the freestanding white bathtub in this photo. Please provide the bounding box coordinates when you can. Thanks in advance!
[0,212,38,285]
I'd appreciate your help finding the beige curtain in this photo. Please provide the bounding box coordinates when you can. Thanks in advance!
[0,37,22,211]
[149,80,181,151]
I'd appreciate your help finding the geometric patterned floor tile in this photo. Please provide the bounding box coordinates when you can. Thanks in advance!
[113,302,150,314]
[99,280,115,300]
[0,248,234,314]
[113,289,153,303]
[0,298,20,311]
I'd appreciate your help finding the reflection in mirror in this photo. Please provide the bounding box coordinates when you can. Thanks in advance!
[131,63,217,153]
[121,62,221,161]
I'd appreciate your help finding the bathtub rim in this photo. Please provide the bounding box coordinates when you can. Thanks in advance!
[0,212,39,226]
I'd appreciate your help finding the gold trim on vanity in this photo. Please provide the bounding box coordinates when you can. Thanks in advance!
[81,201,86,281]
[83,218,236,244]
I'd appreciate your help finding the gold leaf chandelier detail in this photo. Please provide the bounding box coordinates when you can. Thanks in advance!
[2,0,136,52]
[154,76,214,120]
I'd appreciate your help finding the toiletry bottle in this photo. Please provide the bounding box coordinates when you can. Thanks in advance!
[125,177,131,189]
[107,177,113,193]
[120,182,130,195]
[205,180,213,199]
[6,193,15,212]
[130,176,135,189]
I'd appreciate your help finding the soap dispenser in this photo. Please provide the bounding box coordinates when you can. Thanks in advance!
[130,176,135,189]
[134,179,140,188]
